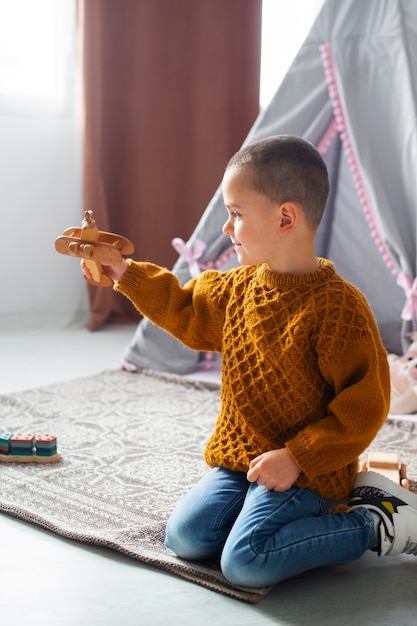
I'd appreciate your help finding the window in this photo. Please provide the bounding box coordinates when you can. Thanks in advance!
[260,0,325,109]
[0,0,76,115]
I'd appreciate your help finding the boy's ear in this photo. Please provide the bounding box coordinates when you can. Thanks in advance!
[278,202,298,234]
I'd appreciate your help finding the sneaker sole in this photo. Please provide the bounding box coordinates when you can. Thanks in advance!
[353,471,417,507]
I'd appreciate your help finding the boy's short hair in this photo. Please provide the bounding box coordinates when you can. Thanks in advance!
[226,135,329,229]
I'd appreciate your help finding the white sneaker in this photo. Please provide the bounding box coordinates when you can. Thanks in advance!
[349,471,417,556]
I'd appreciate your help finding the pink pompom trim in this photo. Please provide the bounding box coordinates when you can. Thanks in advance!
[319,42,398,278]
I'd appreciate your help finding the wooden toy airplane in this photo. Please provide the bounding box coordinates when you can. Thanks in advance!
[55,210,134,286]
[362,451,409,489]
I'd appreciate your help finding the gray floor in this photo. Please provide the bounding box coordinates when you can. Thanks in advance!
[1,324,417,626]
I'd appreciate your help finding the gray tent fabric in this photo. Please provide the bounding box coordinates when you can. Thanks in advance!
[124,0,415,374]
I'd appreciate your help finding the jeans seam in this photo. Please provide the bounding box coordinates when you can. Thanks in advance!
[214,490,247,540]
[247,487,303,556]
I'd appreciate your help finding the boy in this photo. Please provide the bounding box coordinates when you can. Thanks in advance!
[82,135,417,588]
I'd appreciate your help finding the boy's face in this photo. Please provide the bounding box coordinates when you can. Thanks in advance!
[222,167,280,268]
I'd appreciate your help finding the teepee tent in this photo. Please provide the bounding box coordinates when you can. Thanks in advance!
[123,0,416,374]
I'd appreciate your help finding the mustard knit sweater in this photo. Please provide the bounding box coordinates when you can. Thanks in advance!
[115,258,390,500]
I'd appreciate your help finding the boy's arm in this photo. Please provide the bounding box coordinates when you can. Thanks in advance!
[249,335,390,493]
[104,259,225,353]
[287,336,390,481]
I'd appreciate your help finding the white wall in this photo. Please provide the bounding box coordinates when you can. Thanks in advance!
[0,2,86,329]
[0,114,85,327]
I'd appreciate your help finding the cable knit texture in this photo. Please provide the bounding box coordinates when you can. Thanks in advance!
[115,258,390,499]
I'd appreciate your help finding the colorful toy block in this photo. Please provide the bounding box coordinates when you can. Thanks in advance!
[34,434,58,457]
[0,433,61,463]
[11,433,35,455]
[0,433,13,454]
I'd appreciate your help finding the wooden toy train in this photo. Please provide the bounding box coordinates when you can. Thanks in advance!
[362,451,409,489]
[55,210,134,287]
[0,433,61,463]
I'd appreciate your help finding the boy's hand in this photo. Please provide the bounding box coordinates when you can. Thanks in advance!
[81,258,129,283]
[247,447,301,492]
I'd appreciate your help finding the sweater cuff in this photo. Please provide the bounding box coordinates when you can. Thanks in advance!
[287,433,328,479]
[113,259,145,299]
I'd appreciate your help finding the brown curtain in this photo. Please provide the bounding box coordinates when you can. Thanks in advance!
[78,0,262,330]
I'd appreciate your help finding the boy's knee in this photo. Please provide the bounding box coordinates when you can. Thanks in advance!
[165,515,193,558]
[220,541,277,588]
[165,513,215,561]
[220,543,257,587]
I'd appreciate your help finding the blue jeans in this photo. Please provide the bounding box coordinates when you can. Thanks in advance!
[165,466,376,588]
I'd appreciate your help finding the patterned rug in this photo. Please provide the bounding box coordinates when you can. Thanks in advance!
[0,369,416,603]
